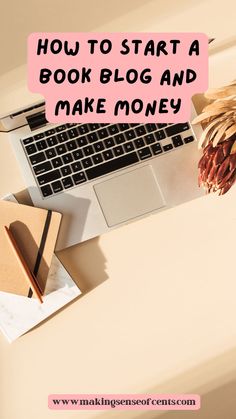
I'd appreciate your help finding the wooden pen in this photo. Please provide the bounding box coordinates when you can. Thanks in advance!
[4,226,43,304]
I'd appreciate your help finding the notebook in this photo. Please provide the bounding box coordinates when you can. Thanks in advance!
[0,200,61,297]
[0,194,82,342]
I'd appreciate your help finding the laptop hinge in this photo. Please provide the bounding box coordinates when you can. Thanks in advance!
[26,111,48,131]
[0,101,46,132]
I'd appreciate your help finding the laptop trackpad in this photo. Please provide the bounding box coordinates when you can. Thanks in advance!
[94,165,166,227]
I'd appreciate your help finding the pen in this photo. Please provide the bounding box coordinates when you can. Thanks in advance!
[4,226,43,304]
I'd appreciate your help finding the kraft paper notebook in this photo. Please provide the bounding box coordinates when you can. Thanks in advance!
[0,200,61,298]
[0,194,81,343]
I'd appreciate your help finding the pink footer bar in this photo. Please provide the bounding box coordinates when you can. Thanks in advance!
[48,394,201,410]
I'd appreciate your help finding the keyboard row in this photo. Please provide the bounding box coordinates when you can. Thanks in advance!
[23,123,190,156]
[23,122,170,146]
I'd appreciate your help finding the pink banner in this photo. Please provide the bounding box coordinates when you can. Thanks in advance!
[28,32,208,123]
[48,393,201,410]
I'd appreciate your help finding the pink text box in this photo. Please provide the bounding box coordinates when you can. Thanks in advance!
[28,33,208,123]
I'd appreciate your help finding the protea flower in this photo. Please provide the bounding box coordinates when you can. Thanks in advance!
[197,137,236,195]
[192,80,236,195]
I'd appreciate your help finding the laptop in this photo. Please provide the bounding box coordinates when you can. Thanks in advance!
[0,101,204,250]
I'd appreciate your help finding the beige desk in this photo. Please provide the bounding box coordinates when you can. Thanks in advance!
[1,2,236,419]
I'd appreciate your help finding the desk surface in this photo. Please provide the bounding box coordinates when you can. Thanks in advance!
[1,2,236,419]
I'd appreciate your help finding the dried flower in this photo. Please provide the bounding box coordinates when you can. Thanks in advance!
[198,137,236,195]
[192,80,236,194]
[192,80,236,149]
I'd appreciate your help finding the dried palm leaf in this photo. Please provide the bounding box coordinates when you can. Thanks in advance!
[192,81,236,149]
[212,120,234,147]
[205,81,236,99]
[193,80,236,194]
[198,118,225,148]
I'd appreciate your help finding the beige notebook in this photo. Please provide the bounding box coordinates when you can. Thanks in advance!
[0,201,61,298]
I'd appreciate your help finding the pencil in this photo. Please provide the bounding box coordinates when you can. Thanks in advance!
[4,226,43,304]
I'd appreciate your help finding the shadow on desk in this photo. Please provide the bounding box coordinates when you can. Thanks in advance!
[14,188,108,294]
[58,237,108,294]
[92,347,236,419]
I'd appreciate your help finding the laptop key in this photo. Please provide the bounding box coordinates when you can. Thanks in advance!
[56,124,67,132]
[114,145,124,156]
[138,147,152,160]
[57,132,68,142]
[67,140,77,150]
[52,157,63,168]
[184,135,194,143]
[73,149,84,160]
[98,128,109,139]
[165,123,190,137]
[114,133,125,144]
[29,152,46,165]
[62,176,74,189]
[56,144,67,155]
[68,128,78,139]
[81,157,93,168]
[118,123,129,131]
[62,153,73,164]
[23,137,33,145]
[103,150,114,160]
[134,138,145,149]
[78,124,89,135]
[41,184,53,197]
[92,154,103,165]
[86,152,139,180]
[157,123,167,128]
[34,161,52,175]
[172,135,184,147]
[37,169,61,185]
[125,130,136,140]
[145,134,155,145]
[61,165,72,176]
[155,130,166,141]
[151,143,163,155]
[87,132,98,143]
[36,140,47,151]
[135,126,146,136]
[34,133,45,141]
[45,128,56,136]
[94,141,105,152]
[163,144,173,152]
[26,144,37,155]
[51,181,63,193]
[89,123,99,131]
[77,136,88,147]
[73,172,87,185]
[146,124,157,133]
[108,125,119,135]
[124,142,134,152]
[66,123,77,128]
[104,138,115,148]
[47,136,58,147]
[84,145,94,156]
[71,162,82,172]
[45,148,56,159]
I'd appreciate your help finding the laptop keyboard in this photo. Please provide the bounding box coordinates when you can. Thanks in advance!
[21,122,194,198]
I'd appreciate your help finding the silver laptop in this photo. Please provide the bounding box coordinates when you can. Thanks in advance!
[0,102,204,250]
